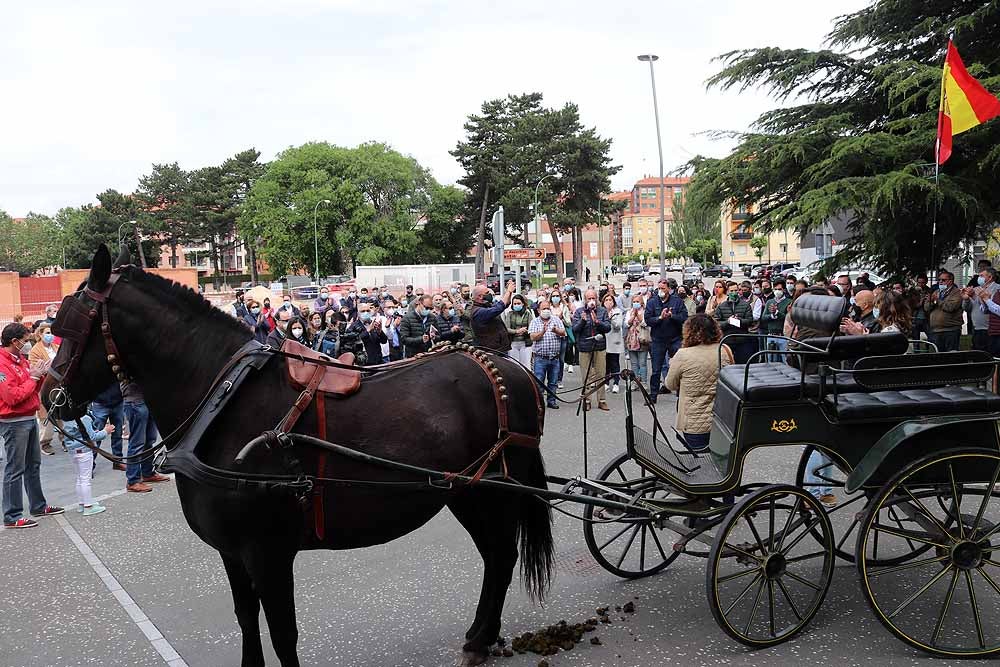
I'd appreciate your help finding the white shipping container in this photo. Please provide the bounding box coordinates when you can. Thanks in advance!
[354,264,476,293]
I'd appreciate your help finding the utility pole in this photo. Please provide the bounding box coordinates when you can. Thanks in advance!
[638,54,667,279]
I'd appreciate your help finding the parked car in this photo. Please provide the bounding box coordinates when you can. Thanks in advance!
[744,263,766,278]
[702,265,733,278]
[290,284,320,301]
[486,272,532,292]
[682,265,702,286]
[667,263,685,272]
[626,263,645,281]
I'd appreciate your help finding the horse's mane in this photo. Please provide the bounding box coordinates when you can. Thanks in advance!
[121,266,246,335]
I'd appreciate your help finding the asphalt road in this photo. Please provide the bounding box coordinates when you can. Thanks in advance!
[1,367,994,667]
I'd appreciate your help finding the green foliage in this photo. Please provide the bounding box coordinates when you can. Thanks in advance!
[240,142,453,277]
[0,211,63,275]
[749,235,769,261]
[669,196,721,255]
[60,191,160,269]
[687,0,1000,276]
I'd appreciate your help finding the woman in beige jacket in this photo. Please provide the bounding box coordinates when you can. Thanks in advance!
[665,314,733,452]
[29,325,61,454]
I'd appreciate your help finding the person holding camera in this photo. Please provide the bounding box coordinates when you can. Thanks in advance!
[349,303,387,365]
[572,289,612,411]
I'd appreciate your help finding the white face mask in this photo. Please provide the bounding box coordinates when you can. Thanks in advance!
[541,309,552,319]
[290,327,304,338]
[587,299,597,308]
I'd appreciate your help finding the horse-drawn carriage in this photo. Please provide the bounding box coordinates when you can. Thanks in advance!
[43,249,1000,664]
[576,293,1000,657]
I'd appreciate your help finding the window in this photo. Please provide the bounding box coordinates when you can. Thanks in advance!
[815,233,833,259]
[779,244,787,254]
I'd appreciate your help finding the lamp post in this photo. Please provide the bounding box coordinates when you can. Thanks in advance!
[117,220,137,255]
[313,199,332,284]
[533,174,556,276]
[638,53,667,279]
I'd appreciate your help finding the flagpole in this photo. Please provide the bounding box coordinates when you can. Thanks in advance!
[930,37,951,276]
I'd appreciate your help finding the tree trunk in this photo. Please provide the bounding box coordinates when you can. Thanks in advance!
[134,226,147,268]
[170,239,178,268]
[572,225,584,282]
[550,219,564,284]
[247,237,259,283]
[475,184,490,278]
[211,238,221,290]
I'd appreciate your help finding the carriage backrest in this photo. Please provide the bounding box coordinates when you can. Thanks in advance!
[850,350,996,391]
[800,331,909,361]
[789,293,848,336]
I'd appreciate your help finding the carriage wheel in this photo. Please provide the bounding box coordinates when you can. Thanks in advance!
[583,452,682,579]
[857,448,1000,658]
[707,484,834,647]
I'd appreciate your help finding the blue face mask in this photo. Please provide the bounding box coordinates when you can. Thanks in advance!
[42,333,54,345]
[512,304,523,312]
[978,276,987,286]
[551,296,561,304]
[939,283,948,292]
[850,296,856,306]
[872,307,881,319]
[360,312,372,322]
[631,302,642,309]
[623,289,631,296]
[448,308,456,317]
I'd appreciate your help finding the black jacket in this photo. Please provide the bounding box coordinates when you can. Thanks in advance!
[571,305,612,352]
[399,306,432,357]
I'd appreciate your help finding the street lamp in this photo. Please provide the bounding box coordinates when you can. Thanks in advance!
[533,174,556,275]
[117,220,137,255]
[638,53,667,279]
[313,199,332,284]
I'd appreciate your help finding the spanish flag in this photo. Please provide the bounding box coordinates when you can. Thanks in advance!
[937,40,1000,164]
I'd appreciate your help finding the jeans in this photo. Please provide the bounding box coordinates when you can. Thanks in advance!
[649,338,679,398]
[627,350,648,388]
[124,402,159,485]
[929,329,961,353]
[533,355,560,407]
[91,400,125,457]
[579,350,607,404]
[557,337,568,382]
[606,351,621,386]
[804,449,834,497]
[972,330,989,352]
[1,419,48,524]
[682,432,710,452]
[766,336,788,363]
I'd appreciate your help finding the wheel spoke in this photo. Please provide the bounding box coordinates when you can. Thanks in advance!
[780,514,824,556]
[598,523,633,551]
[615,465,627,483]
[639,525,647,572]
[965,570,986,650]
[615,525,642,569]
[931,568,960,647]
[768,496,776,548]
[743,576,768,637]
[775,577,802,621]
[886,565,951,619]
[835,512,861,553]
[887,506,919,553]
[744,513,768,554]
[870,523,950,549]
[948,464,965,540]
[783,569,822,592]
[867,554,950,578]
[767,579,776,638]
[724,571,763,616]
[784,550,828,565]
[721,542,764,563]
[775,495,800,552]
[648,521,669,562]
[977,567,1000,597]
[971,461,1000,537]
[718,567,761,584]
[901,486,954,542]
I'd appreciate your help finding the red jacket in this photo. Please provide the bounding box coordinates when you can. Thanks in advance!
[0,350,40,419]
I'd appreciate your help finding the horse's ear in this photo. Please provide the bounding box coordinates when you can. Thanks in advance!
[88,245,113,291]
[113,245,131,269]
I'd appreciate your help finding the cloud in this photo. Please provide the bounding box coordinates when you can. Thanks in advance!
[0,0,869,216]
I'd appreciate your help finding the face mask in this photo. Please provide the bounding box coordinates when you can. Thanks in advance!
[872,307,881,319]
[320,291,329,298]
[290,327,303,338]
[551,296,561,304]
[250,307,261,315]
[461,292,470,299]
[850,296,857,306]
[541,309,552,319]
[728,292,739,301]
[773,290,784,300]
[282,301,291,307]
[481,292,494,304]
[512,304,523,312]
[587,299,597,308]
[752,288,761,295]
[448,308,456,317]
[639,286,648,294]
[382,291,389,298]
[361,293,369,299]
[695,295,704,303]
[263,302,270,308]
[657,290,666,299]
[563,285,572,292]
[978,276,987,286]
[449,287,458,294]
[42,333,54,345]
[632,302,642,310]
[939,284,948,292]
[623,289,631,296]
[360,312,372,322]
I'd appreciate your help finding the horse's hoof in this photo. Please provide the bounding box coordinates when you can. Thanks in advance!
[457,649,488,667]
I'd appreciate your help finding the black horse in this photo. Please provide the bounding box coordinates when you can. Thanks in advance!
[42,246,553,667]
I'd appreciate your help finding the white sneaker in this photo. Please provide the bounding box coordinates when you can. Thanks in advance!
[612,385,620,394]
[557,383,564,389]
[567,365,575,374]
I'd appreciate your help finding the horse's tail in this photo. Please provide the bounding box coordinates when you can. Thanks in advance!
[511,447,554,602]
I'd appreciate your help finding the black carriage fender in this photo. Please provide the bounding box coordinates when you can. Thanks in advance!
[845,413,1000,493]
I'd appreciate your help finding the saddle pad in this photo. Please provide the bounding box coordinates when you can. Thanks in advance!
[282,340,361,396]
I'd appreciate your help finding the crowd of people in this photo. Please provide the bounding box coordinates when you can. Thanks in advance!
[3,260,998,529]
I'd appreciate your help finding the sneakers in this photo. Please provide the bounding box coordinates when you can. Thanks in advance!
[82,504,107,516]
[127,482,152,493]
[566,365,575,374]
[818,493,838,509]
[3,518,39,529]
[547,403,559,410]
[40,443,55,456]
[557,382,564,389]
[142,474,170,483]
[612,384,620,394]
[31,506,65,518]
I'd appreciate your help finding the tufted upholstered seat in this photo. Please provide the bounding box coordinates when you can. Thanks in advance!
[718,363,861,402]
[823,386,1000,420]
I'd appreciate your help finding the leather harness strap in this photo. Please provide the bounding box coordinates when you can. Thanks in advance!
[313,391,328,541]
[279,362,325,434]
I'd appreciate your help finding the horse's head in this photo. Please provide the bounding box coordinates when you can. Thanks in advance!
[42,244,124,420]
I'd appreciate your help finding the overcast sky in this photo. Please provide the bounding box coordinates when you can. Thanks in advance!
[0,0,870,217]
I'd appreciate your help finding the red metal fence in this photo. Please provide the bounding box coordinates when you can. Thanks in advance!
[18,275,62,319]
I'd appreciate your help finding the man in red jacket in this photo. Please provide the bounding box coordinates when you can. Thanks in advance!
[1,323,63,529]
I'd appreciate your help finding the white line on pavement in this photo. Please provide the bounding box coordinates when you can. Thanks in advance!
[55,514,189,667]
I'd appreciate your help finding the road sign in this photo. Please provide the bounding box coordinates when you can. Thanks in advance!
[730,251,735,257]
[503,248,544,260]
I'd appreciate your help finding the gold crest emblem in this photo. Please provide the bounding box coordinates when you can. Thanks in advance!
[771,419,797,433]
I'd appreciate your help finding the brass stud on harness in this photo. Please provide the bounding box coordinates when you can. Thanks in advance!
[107,354,117,363]
[111,365,121,374]
[498,385,507,394]
[500,394,509,402]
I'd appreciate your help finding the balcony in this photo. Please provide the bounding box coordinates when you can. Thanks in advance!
[732,212,749,221]
[730,232,753,240]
